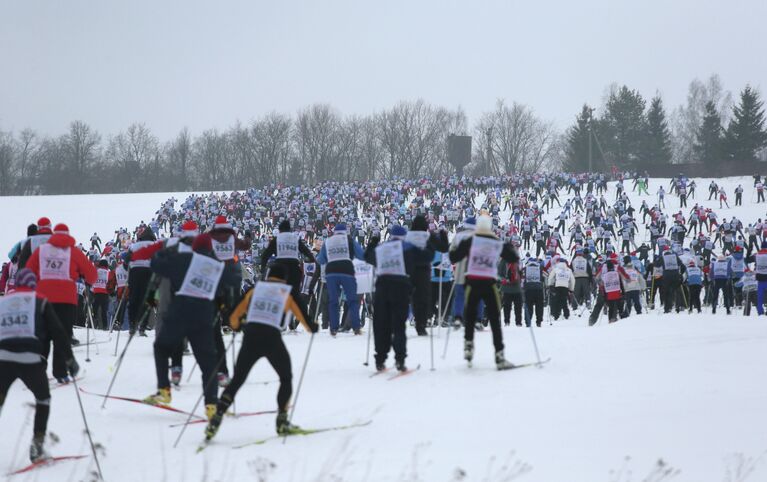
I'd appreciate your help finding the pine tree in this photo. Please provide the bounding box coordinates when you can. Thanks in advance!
[565,105,603,171]
[600,85,647,169]
[694,101,723,165]
[724,85,767,161]
[643,95,672,165]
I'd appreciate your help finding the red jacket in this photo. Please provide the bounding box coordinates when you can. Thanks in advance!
[27,233,98,305]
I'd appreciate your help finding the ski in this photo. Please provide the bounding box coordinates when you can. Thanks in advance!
[78,387,205,419]
[6,455,88,476]
[233,420,373,449]
[498,357,552,371]
[368,368,390,378]
[387,364,421,381]
[49,376,85,390]
[169,409,277,427]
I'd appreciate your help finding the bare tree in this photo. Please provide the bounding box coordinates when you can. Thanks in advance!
[167,127,191,190]
[474,100,561,175]
[107,122,159,192]
[0,131,15,196]
[294,104,341,183]
[61,121,101,192]
[671,74,734,163]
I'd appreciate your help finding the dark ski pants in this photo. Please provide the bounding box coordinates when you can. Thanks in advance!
[47,303,76,379]
[373,280,411,364]
[623,290,642,316]
[219,323,292,412]
[154,318,219,404]
[524,289,544,327]
[411,268,431,331]
[0,362,50,438]
[127,268,152,331]
[213,315,228,375]
[464,280,504,352]
[711,279,732,312]
[502,292,523,325]
[688,285,702,312]
[550,287,570,320]
[92,293,110,329]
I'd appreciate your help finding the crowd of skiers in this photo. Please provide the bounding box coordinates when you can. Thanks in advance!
[4,169,767,462]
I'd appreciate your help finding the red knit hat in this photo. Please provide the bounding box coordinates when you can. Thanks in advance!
[192,233,213,252]
[213,216,231,230]
[53,223,70,235]
[180,220,198,238]
[37,217,52,230]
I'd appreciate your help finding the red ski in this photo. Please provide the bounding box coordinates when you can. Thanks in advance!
[79,387,204,419]
[6,455,88,476]
[168,409,278,427]
[387,364,421,381]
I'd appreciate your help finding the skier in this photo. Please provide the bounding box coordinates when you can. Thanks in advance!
[546,258,574,320]
[25,224,96,382]
[203,264,319,441]
[0,269,80,462]
[449,215,520,369]
[143,234,240,420]
[365,225,431,371]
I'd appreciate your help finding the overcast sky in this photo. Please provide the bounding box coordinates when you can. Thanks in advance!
[1,0,765,139]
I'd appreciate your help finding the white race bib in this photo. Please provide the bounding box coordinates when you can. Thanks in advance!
[176,253,225,300]
[94,268,109,290]
[603,271,621,293]
[276,233,299,259]
[39,244,71,281]
[115,265,128,288]
[572,257,588,277]
[375,241,406,276]
[405,231,429,249]
[0,292,36,341]
[354,259,374,294]
[212,236,235,261]
[246,281,292,329]
[466,237,502,278]
[325,235,350,263]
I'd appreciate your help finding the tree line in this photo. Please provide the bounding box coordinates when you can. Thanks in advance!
[0,75,765,196]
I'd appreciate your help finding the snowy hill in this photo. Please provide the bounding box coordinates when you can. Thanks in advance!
[1,177,767,481]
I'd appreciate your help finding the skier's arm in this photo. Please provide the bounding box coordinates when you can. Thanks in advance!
[298,239,316,263]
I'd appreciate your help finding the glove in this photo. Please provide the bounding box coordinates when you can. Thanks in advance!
[67,358,80,378]
[308,321,320,333]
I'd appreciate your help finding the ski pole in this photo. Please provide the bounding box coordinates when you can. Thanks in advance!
[173,335,235,448]
[101,305,150,408]
[85,296,91,363]
[86,293,100,356]
[186,358,197,383]
[441,283,457,360]
[231,331,237,416]
[282,332,315,445]
[71,376,105,481]
[109,291,126,334]
[363,293,373,366]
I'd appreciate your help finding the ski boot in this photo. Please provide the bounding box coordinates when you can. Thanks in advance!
[464,340,474,365]
[475,322,484,331]
[416,327,428,336]
[375,361,386,372]
[452,317,463,330]
[276,411,302,435]
[55,376,71,385]
[205,403,217,421]
[204,409,224,441]
[170,367,182,387]
[395,360,407,372]
[138,329,148,337]
[29,436,49,463]
[353,329,362,336]
[495,350,515,370]
[217,372,230,388]
[143,387,171,405]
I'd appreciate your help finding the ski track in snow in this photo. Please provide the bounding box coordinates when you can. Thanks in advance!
[1,177,767,481]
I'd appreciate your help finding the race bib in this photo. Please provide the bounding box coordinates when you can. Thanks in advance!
[555,269,570,283]
[375,241,406,276]
[325,235,350,263]
[0,292,36,341]
[405,231,429,249]
[275,233,299,259]
[572,257,588,276]
[354,259,374,294]
[603,271,621,293]
[466,237,502,278]
[94,268,109,290]
[176,253,225,300]
[115,265,128,288]
[212,236,235,261]
[39,244,71,280]
[246,281,292,329]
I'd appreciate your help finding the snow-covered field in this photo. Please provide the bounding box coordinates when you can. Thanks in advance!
[2,177,767,481]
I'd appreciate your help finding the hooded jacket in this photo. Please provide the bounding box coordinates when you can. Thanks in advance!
[26,233,97,305]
